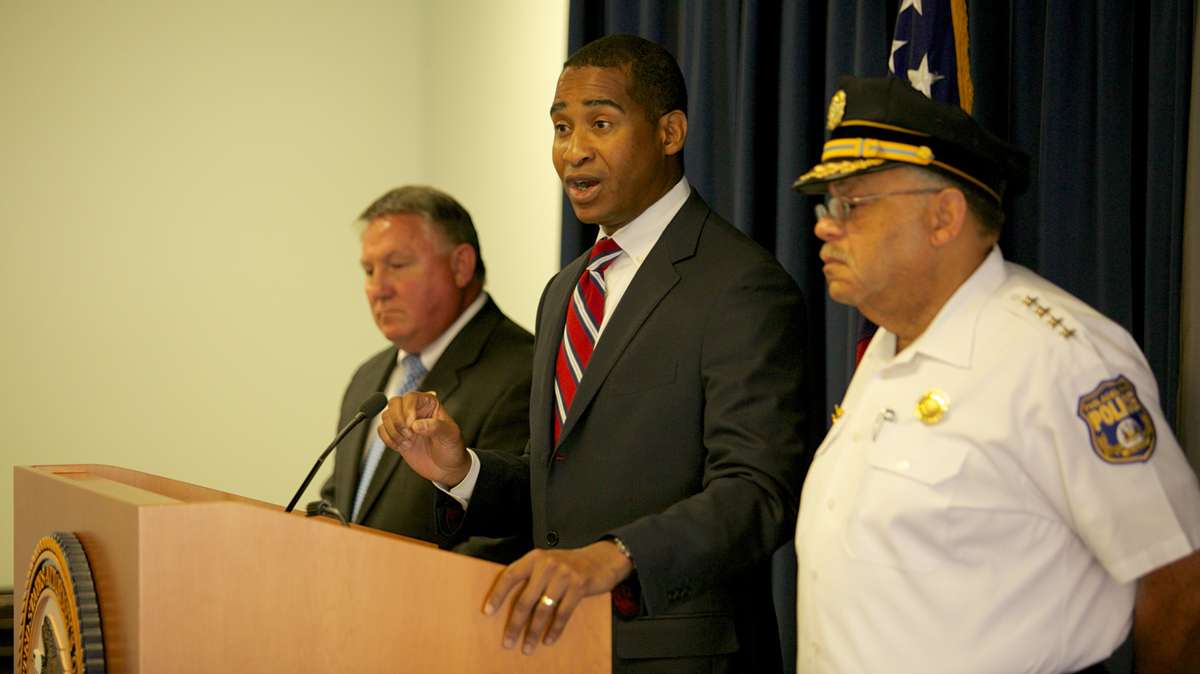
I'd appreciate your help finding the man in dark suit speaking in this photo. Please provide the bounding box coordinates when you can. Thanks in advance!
[380,37,807,672]
[319,185,534,562]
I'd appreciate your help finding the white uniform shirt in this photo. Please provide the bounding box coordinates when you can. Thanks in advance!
[795,246,1200,674]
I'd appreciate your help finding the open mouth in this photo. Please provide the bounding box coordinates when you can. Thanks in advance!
[565,177,601,202]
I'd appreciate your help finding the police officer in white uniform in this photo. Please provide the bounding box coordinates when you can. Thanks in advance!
[791,76,1200,674]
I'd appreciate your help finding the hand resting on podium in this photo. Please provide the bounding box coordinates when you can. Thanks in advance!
[378,391,633,656]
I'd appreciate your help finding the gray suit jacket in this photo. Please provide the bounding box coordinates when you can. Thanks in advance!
[446,193,808,672]
[320,296,534,560]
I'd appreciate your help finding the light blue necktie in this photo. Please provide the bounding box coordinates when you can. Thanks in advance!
[351,353,427,522]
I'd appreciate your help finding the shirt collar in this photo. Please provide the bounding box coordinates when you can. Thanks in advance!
[600,177,691,261]
[397,291,488,371]
[882,245,1007,369]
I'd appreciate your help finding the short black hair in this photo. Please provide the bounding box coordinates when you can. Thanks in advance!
[564,34,687,122]
[359,185,486,282]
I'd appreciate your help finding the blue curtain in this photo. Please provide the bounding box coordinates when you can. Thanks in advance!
[564,1,1193,671]
[564,1,895,444]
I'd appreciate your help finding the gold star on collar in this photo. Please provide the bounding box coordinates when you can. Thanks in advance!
[831,404,845,424]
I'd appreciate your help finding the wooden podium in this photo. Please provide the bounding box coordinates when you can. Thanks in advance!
[13,465,611,673]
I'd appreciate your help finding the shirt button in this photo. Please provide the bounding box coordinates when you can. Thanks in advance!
[895,458,911,471]
[826,498,836,511]
[852,432,863,442]
[545,530,560,547]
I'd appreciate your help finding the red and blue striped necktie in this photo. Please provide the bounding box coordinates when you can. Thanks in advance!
[553,237,623,444]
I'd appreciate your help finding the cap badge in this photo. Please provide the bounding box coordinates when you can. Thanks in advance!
[826,89,846,130]
[916,389,950,425]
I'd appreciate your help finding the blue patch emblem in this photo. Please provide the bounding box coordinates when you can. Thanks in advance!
[1076,375,1156,464]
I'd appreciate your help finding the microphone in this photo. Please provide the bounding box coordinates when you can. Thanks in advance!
[284,392,389,513]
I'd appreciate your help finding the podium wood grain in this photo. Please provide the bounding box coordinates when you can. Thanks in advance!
[14,464,611,673]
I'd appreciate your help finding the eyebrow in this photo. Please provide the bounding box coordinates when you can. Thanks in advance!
[549,98,626,115]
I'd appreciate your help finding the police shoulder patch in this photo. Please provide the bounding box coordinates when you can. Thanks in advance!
[1076,375,1156,464]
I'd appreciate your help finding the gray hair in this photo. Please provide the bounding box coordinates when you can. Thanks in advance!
[905,166,1005,239]
[358,185,486,282]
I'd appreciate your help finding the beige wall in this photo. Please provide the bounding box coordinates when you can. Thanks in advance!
[0,1,568,586]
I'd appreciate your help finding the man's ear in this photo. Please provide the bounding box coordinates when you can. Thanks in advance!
[659,110,688,157]
[928,187,967,248]
[449,243,477,288]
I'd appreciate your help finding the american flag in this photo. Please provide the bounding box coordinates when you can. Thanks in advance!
[854,0,975,366]
[890,0,974,111]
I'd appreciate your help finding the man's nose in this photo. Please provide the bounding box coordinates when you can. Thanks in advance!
[366,271,393,299]
[560,131,593,166]
[813,215,845,242]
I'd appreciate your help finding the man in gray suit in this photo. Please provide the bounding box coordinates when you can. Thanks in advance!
[379,37,806,672]
[318,185,534,562]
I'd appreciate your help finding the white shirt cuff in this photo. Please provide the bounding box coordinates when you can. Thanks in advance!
[435,448,480,508]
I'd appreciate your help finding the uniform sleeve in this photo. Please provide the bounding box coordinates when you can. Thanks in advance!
[1028,315,1200,584]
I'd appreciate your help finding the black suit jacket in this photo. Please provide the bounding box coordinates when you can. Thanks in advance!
[321,296,534,559]
[449,193,808,672]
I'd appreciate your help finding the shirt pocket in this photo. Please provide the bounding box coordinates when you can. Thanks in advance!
[842,433,968,573]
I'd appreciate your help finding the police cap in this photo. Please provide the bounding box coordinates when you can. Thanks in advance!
[792,76,1029,203]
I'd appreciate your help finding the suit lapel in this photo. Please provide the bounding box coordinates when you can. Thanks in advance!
[356,297,503,522]
[531,257,589,466]
[334,347,396,518]
[554,193,709,454]
[419,297,503,399]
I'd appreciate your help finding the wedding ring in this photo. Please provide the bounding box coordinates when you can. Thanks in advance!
[540,595,557,608]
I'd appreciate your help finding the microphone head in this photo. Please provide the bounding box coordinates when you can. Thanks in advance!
[359,392,388,418]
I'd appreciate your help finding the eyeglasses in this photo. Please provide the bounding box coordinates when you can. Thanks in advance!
[814,188,943,222]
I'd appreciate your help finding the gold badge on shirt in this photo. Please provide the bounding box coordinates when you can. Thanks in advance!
[916,389,950,425]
